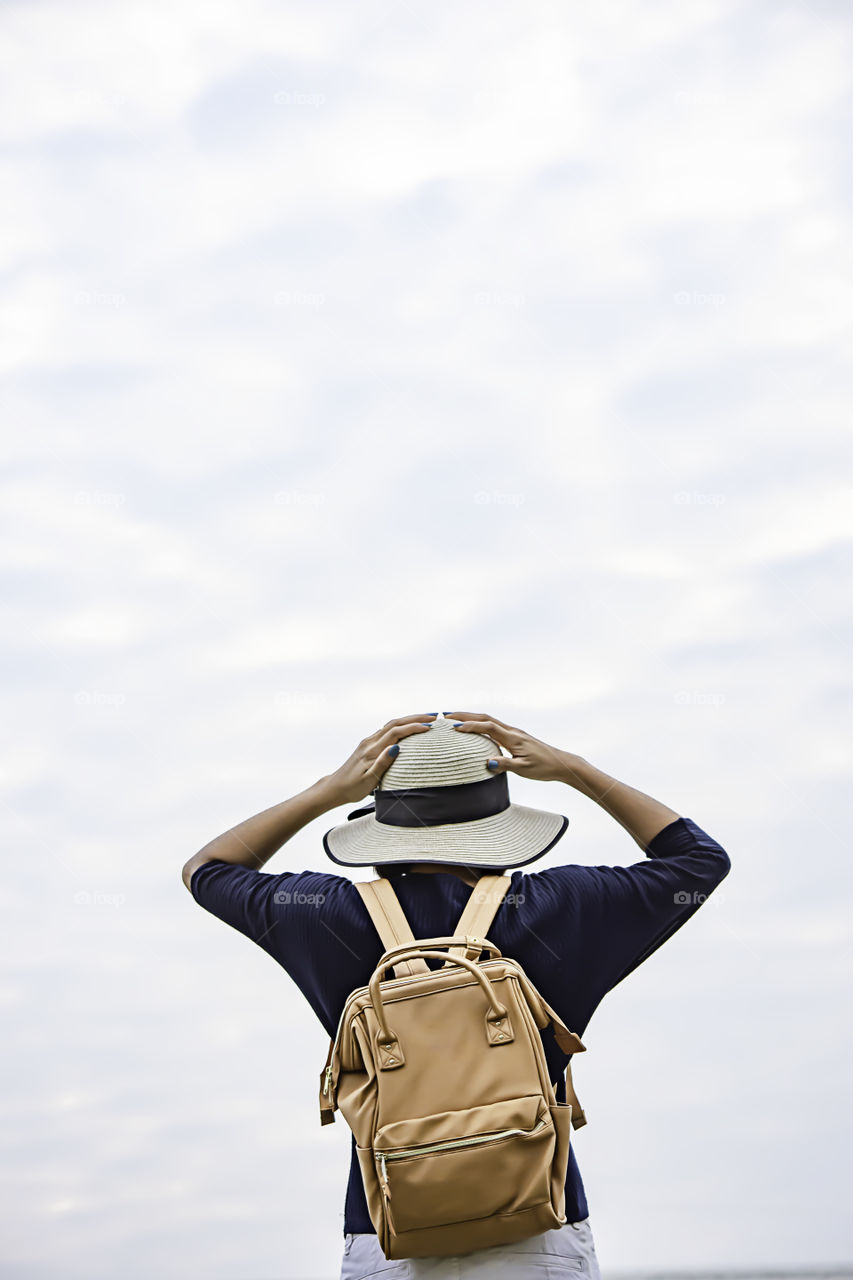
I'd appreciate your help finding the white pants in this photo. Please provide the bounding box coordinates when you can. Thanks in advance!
[339,1220,602,1279]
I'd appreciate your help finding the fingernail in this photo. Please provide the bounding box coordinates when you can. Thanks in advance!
[453,721,463,727]
[388,744,400,756]
[487,759,498,769]
[421,721,433,726]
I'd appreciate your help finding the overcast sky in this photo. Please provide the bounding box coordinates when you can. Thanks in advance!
[2,0,852,1277]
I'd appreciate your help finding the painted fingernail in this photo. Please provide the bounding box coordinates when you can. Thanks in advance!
[388,744,400,756]
[453,721,463,727]
[487,759,498,769]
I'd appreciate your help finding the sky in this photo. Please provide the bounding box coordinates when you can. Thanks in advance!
[1,0,852,1276]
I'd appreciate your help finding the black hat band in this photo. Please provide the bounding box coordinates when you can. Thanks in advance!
[346,772,510,828]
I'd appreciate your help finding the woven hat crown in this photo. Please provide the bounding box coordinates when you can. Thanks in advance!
[379,719,497,790]
[322,713,567,869]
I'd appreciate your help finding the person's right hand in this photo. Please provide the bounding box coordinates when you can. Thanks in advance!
[324,713,437,804]
[444,711,572,782]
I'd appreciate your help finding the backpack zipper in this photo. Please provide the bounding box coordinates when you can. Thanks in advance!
[377,1115,548,1180]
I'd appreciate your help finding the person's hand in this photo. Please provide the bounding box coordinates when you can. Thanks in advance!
[323,713,437,805]
[445,711,571,782]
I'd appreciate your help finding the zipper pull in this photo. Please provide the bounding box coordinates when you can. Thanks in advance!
[378,1153,390,1199]
[323,1065,333,1096]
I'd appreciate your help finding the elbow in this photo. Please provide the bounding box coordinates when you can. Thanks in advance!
[712,845,732,885]
[182,852,208,893]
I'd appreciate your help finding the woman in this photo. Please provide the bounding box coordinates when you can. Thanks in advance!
[183,710,731,1278]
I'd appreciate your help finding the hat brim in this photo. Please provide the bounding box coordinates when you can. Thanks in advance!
[322,803,569,870]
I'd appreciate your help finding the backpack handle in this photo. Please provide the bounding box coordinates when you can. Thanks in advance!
[377,934,502,969]
[368,948,509,1052]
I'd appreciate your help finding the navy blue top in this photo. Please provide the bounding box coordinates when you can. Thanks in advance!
[190,816,730,1236]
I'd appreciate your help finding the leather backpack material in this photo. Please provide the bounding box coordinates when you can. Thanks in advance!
[318,873,588,1260]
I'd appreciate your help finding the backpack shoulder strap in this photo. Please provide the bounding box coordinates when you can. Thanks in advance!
[564,1061,587,1129]
[354,879,430,977]
[539,992,589,1131]
[444,873,512,963]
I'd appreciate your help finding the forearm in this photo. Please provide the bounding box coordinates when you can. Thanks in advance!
[555,753,681,852]
[191,776,344,871]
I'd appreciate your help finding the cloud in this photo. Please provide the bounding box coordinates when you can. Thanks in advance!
[2,0,852,1275]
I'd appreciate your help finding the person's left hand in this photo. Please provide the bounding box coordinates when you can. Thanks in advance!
[323,713,437,805]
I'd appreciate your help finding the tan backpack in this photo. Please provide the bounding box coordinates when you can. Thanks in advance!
[318,873,588,1260]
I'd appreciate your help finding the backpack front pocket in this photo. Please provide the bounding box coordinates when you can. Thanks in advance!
[373,1094,555,1233]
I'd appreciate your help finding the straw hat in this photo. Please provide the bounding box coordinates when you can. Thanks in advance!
[322,714,569,870]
